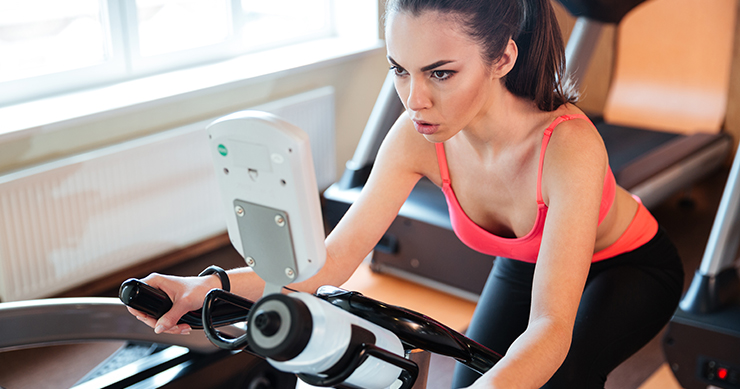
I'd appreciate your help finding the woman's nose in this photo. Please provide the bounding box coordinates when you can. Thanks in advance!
[406,79,431,111]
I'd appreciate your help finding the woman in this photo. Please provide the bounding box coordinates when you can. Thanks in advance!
[130,0,684,387]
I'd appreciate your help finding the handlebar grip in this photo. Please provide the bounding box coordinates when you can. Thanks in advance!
[119,278,251,330]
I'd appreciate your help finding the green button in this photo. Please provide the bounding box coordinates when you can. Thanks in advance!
[217,144,228,156]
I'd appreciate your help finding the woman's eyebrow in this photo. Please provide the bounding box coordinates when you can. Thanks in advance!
[420,60,455,72]
[388,56,402,67]
[387,56,455,72]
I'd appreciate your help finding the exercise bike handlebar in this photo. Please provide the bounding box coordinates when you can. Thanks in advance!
[314,286,502,374]
[119,278,251,330]
[119,279,501,375]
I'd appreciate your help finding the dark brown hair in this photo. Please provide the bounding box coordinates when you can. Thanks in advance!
[385,0,578,111]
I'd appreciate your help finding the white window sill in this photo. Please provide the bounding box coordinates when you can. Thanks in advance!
[0,37,386,144]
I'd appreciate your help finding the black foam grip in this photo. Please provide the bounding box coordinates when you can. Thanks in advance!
[119,278,250,329]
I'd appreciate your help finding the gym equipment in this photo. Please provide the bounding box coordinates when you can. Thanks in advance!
[123,280,501,388]
[0,110,500,389]
[201,111,418,388]
[0,297,297,388]
[322,0,732,300]
[207,110,327,296]
[121,111,502,389]
[662,136,740,388]
[119,278,252,329]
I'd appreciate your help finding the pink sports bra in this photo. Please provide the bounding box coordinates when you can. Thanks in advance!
[436,114,619,263]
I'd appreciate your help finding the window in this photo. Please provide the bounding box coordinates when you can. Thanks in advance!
[0,0,112,82]
[135,0,232,57]
[0,0,356,107]
[239,0,333,51]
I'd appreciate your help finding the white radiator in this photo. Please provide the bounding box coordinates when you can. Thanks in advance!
[0,87,336,301]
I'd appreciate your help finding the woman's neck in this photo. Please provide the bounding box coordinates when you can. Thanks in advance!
[457,89,556,158]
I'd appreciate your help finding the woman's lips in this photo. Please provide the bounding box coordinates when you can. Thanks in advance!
[413,120,439,135]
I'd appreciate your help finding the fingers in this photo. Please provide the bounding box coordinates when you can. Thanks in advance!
[126,306,145,317]
[154,304,193,334]
[127,306,155,328]
[165,323,192,335]
[129,307,192,335]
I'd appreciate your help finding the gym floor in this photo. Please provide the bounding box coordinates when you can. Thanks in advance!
[0,166,729,388]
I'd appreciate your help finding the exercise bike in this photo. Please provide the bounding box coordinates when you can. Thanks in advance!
[121,111,501,388]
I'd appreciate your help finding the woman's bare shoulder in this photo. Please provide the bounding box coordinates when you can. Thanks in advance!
[540,107,609,201]
[548,107,605,154]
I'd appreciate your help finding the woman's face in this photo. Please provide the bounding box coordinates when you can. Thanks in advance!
[385,10,498,142]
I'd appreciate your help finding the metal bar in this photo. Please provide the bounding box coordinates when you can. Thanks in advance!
[564,17,605,90]
[0,297,218,353]
[699,144,740,276]
[408,349,431,389]
[630,138,731,210]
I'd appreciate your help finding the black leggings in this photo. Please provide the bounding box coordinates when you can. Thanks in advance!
[451,227,684,388]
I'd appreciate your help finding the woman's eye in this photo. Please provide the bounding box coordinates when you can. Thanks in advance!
[390,66,407,76]
[432,70,453,81]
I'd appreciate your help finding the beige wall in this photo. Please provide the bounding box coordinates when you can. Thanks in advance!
[554,0,740,148]
[727,2,740,148]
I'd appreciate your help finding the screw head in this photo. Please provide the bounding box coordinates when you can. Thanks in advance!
[235,205,245,217]
[275,215,285,227]
[285,268,295,278]
[246,257,256,267]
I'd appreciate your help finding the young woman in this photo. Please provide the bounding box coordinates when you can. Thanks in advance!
[129,0,684,387]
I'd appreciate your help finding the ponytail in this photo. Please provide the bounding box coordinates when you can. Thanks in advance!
[506,0,578,111]
[386,0,578,112]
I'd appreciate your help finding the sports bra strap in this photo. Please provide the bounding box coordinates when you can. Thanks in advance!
[436,114,590,201]
[435,143,451,185]
[536,114,590,204]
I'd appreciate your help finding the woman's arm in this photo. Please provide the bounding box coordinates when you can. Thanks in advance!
[472,120,609,388]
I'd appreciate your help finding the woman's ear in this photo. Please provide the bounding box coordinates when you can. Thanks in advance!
[491,39,518,79]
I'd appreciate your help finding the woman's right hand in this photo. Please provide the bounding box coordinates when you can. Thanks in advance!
[126,272,221,335]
